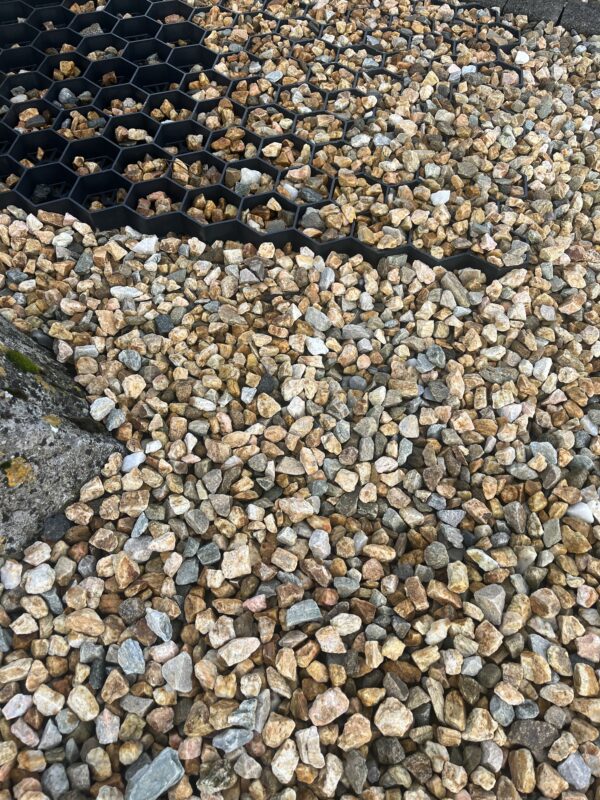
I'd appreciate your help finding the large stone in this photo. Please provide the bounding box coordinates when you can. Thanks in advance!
[125,747,184,800]
[374,697,414,737]
[508,720,559,761]
[0,316,122,553]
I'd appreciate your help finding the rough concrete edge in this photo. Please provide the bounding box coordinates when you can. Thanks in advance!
[473,0,600,36]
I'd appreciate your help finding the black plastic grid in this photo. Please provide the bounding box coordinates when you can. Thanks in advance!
[0,0,531,279]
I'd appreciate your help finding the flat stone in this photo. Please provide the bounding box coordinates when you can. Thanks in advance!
[162,652,193,693]
[124,747,184,800]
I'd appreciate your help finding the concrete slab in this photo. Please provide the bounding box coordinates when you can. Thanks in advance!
[504,0,565,23]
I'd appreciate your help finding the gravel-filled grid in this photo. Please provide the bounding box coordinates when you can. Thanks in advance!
[1,1,600,800]
[0,0,597,276]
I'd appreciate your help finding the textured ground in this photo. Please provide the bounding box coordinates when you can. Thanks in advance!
[0,0,598,273]
[0,1,600,800]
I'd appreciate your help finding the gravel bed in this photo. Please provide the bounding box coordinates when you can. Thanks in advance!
[0,0,599,798]
[0,205,599,800]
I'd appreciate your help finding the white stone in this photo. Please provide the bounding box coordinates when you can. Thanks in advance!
[132,235,158,255]
[122,452,146,473]
[431,190,451,206]
[23,564,55,595]
[90,397,115,421]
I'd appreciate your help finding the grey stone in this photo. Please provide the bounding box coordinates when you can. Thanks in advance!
[344,750,368,794]
[118,349,142,371]
[305,307,331,332]
[42,763,70,800]
[342,324,372,340]
[437,509,465,526]
[120,695,154,716]
[176,558,199,584]
[530,441,558,465]
[480,741,503,773]
[118,639,146,675]
[162,652,193,693]
[198,542,221,565]
[440,272,470,306]
[424,542,449,569]
[185,508,209,535]
[558,752,592,791]
[286,599,322,627]
[473,584,506,626]
[490,695,514,726]
[480,366,518,384]
[39,719,63,750]
[504,501,527,534]
[125,747,184,800]
[228,698,257,729]
[0,316,123,553]
[212,727,254,752]
[154,314,174,335]
[309,529,330,559]
[67,763,91,791]
[515,700,539,719]
[145,609,172,642]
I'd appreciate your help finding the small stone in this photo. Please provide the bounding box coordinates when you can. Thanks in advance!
[473,584,506,626]
[374,697,413,737]
[23,563,55,594]
[162,652,193,693]
[90,396,116,421]
[124,747,184,800]
[146,609,172,642]
[118,638,146,675]
[308,688,350,726]
[67,685,99,721]
[218,637,260,666]
[286,599,322,627]
[557,752,592,791]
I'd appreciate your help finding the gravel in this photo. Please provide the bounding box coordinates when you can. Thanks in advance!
[0,206,598,798]
[0,0,599,796]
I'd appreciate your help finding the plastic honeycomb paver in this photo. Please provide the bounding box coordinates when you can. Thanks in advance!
[0,0,532,279]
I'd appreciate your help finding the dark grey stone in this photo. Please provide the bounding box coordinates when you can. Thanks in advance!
[505,0,564,22]
[509,720,559,761]
[154,314,175,335]
[198,759,236,793]
[560,1,599,35]
[67,763,91,791]
[373,737,404,765]
[344,750,368,794]
[185,508,209,535]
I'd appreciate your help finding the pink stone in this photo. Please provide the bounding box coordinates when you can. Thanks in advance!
[243,595,267,612]
[179,737,203,760]
[577,633,600,662]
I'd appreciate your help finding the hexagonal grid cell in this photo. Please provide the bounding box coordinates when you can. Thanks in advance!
[0,0,535,275]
